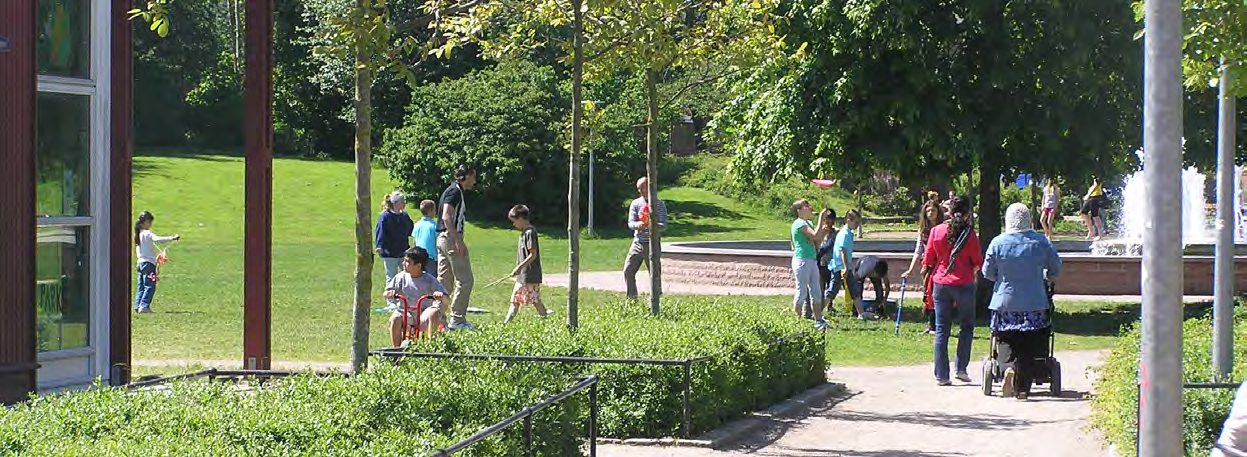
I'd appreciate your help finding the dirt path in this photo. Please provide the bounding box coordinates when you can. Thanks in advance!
[600,350,1108,457]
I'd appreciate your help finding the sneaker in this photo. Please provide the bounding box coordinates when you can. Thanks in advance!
[955,371,972,383]
[540,310,556,318]
[1016,391,1029,401]
[860,311,878,320]
[937,379,953,386]
[447,322,476,331]
[137,308,154,314]
[921,329,935,335]
[1001,368,1016,398]
[813,319,829,330]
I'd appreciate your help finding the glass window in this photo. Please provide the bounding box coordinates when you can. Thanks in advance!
[36,0,91,78]
[36,92,91,217]
[36,226,91,352]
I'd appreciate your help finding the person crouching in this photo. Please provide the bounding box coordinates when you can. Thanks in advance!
[386,247,449,346]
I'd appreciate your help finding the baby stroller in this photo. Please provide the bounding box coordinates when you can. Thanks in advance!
[980,281,1061,397]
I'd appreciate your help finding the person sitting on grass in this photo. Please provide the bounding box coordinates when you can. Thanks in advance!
[411,199,439,276]
[504,204,554,324]
[385,247,448,347]
[851,255,891,317]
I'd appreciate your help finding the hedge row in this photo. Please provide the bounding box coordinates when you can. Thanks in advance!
[0,361,584,456]
[408,297,827,438]
[1091,311,1246,457]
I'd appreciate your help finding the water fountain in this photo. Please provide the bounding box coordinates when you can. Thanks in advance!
[1092,161,1246,256]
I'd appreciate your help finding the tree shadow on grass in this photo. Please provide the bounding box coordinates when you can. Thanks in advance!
[1051,301,1213,337]
[662,199,753,238]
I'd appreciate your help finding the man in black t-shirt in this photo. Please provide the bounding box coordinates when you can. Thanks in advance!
[436,165,478,330]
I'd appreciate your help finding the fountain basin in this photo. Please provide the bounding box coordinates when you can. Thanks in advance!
[664,240,1247,296]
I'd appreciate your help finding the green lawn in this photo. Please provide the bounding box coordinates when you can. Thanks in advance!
[131,154,1133,368]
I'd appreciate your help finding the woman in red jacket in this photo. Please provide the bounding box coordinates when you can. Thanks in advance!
[921,195,983,386]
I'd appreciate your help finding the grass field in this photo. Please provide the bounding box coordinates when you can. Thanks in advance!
[130,154,1134,370]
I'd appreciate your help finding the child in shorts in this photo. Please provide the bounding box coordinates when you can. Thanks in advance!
[385,247,448,346]
[505,205,553,324]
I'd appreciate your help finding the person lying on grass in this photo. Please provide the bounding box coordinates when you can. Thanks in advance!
[385,247,448,346]
[504,204,553,324]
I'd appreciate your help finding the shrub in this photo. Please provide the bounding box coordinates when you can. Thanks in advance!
[408,297,826,437]
[0,361,584,456]
[1091,312,1245,457]
[377,60,644,227]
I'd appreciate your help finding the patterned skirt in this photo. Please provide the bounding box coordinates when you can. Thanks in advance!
[989,309,1051,332]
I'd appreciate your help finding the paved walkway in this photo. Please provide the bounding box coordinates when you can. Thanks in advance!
[600,350,1109,457]
[546,270,1210,303]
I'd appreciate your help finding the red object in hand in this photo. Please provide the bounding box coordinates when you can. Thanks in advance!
[640,205,651,226]
[157,251,169,264]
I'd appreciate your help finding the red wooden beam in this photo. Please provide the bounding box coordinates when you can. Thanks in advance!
[243,0,274,370]
[0,0,39,404]
[109,0,135,387]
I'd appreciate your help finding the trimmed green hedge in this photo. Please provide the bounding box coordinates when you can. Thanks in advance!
[0,361,583,456]
[1091,312,1246,457]
[408,297,826,438]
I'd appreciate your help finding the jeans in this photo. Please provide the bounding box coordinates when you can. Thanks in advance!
[933,282,977,381]
[623,240,650,300]
[134,262,157,311]
[436,233,474,326]
[381,257,403,283]
[824,268,862,315]
[792,257,822,318]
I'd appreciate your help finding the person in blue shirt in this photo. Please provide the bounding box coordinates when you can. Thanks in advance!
[825,210,872,319]
[411,199,439,276]
[983,203,1062,400]
[375,191,415,283]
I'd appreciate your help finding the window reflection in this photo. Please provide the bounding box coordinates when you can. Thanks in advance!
[36,226,90,352]
[36,0,91,78]
[36,92,90,218]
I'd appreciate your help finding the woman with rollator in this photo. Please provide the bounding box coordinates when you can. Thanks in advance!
[983,203,1063,400]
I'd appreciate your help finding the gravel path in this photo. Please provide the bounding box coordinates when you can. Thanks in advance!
[599,350,1109,457]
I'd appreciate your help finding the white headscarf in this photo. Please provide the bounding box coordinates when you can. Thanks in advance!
[1005,203,1033,233]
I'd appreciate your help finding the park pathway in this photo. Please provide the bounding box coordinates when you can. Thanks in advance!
[599,350,1109,457]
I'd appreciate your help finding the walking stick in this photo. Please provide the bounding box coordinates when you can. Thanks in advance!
[484,274,514,288]
[894,277,908,336]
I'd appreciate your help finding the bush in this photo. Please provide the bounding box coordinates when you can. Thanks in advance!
[1091,311,1245,457]
[408,297,826,438]
[0,361,584,456]
[377,60,644,227]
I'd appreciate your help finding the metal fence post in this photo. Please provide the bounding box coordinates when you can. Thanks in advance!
[589,381,598,457]
[523,411,533,457]
[682,360,692,438]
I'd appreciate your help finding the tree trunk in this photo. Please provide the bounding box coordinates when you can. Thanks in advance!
[566,0,584,328]
[1029,176,1040,226]
[645,70,662,315]
[975,153,1001,315]
[349,28,374,374]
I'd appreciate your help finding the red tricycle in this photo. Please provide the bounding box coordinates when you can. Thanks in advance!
[395,294,445,343]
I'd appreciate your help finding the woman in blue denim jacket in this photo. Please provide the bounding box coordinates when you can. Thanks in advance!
[983,203,1062,400]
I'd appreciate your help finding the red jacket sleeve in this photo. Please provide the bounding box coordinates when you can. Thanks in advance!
[922,226,940,268]
[967,231,984,269]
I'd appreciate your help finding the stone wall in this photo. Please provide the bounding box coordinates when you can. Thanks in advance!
[665,249,1247,296]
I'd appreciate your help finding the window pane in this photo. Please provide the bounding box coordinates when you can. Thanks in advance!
[36,92,91,217]
[36,0,91,78]
[36,226,91,353]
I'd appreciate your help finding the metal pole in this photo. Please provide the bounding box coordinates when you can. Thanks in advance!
[243,0,275,371]
[523,412,533,457]
[1140,0,1185,454]
[682,360,692,438]
[1215,60,1238,380]
[588,147,595,237]
[589,381,598,457]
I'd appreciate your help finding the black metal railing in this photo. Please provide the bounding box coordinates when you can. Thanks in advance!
[126,368,344,390]
[1134,380,1244,456]
[373,330,825,439]
[428,375,599,457]
[371,350,709,438]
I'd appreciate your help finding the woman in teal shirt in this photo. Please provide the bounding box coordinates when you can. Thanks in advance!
[791,199,834,330]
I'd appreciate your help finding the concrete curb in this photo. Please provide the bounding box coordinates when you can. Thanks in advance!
[598,380,847,449]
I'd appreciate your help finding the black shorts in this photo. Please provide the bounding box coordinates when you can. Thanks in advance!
[1081,197,1101,218]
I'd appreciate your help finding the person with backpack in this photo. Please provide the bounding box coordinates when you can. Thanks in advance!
[922,195,983,386]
